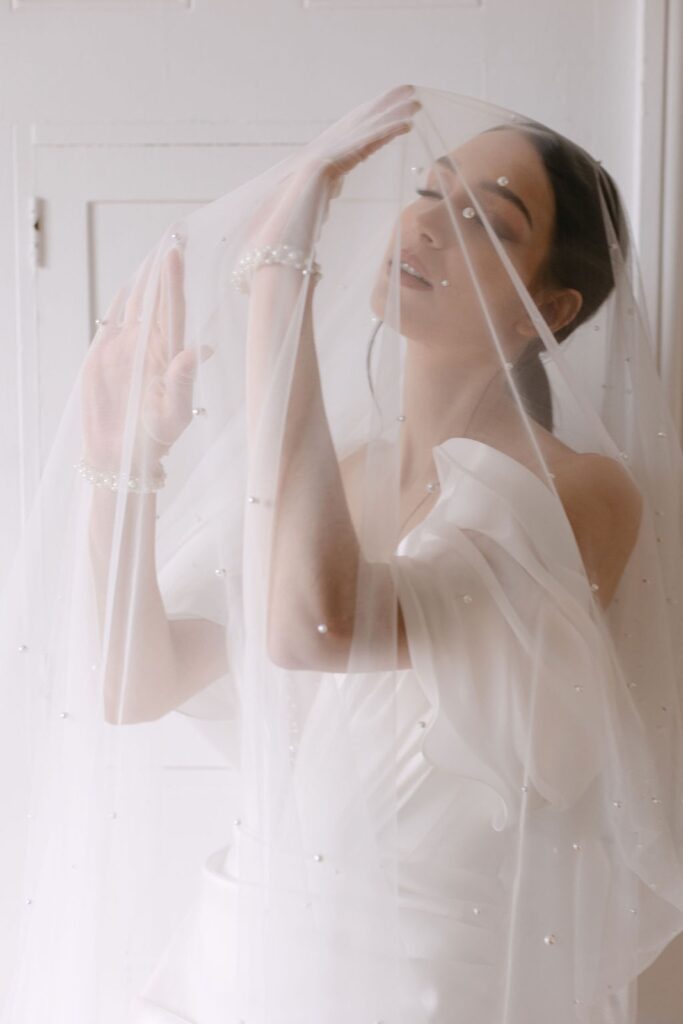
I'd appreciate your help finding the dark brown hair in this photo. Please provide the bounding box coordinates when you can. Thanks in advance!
[366,123,629,433]
[505,122,629,430]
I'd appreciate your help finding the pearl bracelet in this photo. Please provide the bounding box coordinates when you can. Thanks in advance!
[231,244,322,295]
[74,457,166,494]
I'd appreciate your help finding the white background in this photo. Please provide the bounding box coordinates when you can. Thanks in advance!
[0,0,682,1018]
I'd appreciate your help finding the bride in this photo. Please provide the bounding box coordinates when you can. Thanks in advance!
[4,85,683,1024]
[88,87,640,709]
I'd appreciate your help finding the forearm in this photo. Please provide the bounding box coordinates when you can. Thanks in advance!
[267,322,404,670]
[88,488,180,722]
[244,171,398,668]
[266,288,367,665]
[246,164,411,667]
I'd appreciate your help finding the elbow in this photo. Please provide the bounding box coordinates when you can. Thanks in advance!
[103,680,164,725]
[267,646,305,671]
[104,696,136,725]
[266,598,312,669]
[266,630,297,670]
[103,696,155,725]
[266,625,318,670]
[267,615,351,672]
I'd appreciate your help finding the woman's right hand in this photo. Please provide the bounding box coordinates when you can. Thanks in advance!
[80,244,214,475]
[244,85,420,255]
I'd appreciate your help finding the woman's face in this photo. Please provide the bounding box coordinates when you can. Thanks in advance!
[370,127,560,360]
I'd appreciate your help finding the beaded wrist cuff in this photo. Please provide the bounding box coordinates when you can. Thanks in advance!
[231,244,322,295]
[74,458,166,494]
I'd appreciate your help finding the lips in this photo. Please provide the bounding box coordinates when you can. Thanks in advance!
[387,251,433,287]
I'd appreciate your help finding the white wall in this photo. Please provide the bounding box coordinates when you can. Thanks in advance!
[0,0,680,1017]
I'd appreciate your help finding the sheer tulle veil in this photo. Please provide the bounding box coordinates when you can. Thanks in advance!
[1,83,683,1024]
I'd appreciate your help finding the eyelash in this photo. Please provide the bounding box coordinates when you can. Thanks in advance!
[414,188,513,242]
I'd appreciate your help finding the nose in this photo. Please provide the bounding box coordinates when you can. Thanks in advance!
[413,222,444,254]
[412,197,462,251]
[405,199,449,251]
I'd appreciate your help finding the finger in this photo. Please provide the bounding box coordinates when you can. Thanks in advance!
[367,113,416,149]
[364,84,416,118]
[157,247,186,361]
[316,85,417,147]
[93,285,127,339]
[365,99,421,136]
[164,349,201,414]
[364,86,418,124]
[329,122,412,176]
[334,105,418,166]
[123,248,158,325]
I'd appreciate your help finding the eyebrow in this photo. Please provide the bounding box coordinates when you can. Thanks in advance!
[434,155,534,231]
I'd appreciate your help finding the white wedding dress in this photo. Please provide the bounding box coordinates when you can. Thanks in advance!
[129,438,628,1024]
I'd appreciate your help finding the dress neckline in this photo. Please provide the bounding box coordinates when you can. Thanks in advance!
[397,435,582,570]
[434,435,557,500]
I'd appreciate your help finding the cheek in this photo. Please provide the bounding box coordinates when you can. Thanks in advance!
[460,238,542,305]
[437,248,533,332]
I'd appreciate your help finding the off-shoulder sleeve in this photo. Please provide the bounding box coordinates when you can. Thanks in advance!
[390,441,608,814]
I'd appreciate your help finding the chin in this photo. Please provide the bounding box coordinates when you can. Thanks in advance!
[369,281,430,337]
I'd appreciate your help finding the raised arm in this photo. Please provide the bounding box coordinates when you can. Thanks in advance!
[81,246,228,723]
[89,489,229,723]
[244,157,416,672]
[248,259,409,670]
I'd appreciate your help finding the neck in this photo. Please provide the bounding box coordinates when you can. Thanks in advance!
[399,343,508,487]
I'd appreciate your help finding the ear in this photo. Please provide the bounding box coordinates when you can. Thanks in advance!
[515,288,584,339]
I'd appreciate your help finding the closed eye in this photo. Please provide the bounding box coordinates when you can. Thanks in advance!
[414,188,516,243]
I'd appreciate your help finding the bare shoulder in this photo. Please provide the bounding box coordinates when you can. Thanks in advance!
[552,450,643,606]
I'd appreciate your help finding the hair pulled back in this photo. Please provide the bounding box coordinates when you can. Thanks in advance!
[509,123,628,430]
[366,123,629,433]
